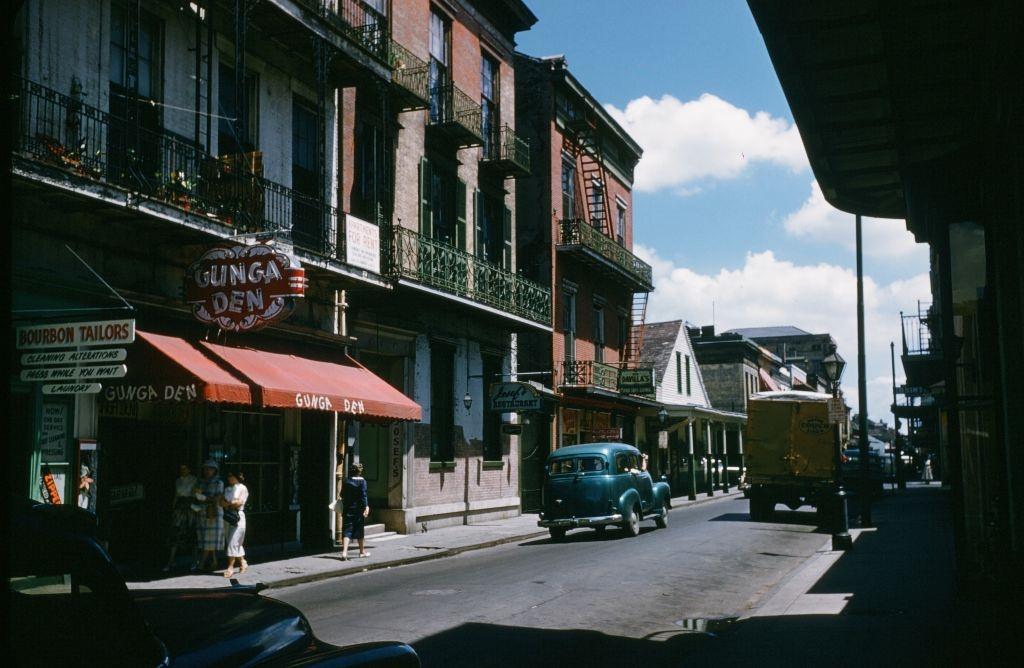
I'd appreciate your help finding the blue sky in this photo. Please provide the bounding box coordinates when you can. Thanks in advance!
[517,1,931,422]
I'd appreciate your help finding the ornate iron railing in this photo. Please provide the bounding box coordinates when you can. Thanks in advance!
[558,218,653,288]
[300,0,389,63]
[482,124,530,175]
[13,77,342,258]
[388,39,429,106]
[901,302,939,356]
[558,360,620,391]
[389,227,550,324]
[428,82,484,144]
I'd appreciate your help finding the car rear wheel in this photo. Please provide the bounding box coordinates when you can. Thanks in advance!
[549,527,567,542]
[623,504,641,537]
[655,501,669,529]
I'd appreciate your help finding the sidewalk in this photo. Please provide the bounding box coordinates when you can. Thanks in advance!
[128,490,742,591]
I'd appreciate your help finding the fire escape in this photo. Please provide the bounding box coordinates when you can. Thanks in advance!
[563,112,648,370]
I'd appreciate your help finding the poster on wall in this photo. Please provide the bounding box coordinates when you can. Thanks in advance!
[41,403,68,463]
[40,466,64,505]
[345,214,381,274]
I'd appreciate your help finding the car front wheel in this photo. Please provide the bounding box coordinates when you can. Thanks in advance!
[655,500,669,529]
[623,504,641,537]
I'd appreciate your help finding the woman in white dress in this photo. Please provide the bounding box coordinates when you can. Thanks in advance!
[221,470,249,578]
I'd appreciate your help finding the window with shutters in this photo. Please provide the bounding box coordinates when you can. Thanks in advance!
[108,4,163,179]
[676,352,683,394]
[430,342,455,464]
[563,289,577,364]
[481,54,500,158]
[685,354,692,395]
[428,10,450,124]
[561,152,576,218]
[593,305,605,363]
[475,190,507,267]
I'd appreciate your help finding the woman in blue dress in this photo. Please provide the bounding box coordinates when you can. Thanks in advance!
[339,462,369,560]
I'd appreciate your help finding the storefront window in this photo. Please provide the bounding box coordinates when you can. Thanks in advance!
[217,410,282,514]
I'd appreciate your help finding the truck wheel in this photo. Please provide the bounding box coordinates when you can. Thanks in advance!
[655,500,669,529]
[623,504,641,537]
[549,527,567,542]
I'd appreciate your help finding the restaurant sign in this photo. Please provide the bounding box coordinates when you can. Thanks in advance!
[489,382,542,412]
[618,368,656,397]
[184,243,307,332]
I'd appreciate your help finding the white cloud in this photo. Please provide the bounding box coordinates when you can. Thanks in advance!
[604,93,809,193]
[637,245,931,422]
[784,180,928,262]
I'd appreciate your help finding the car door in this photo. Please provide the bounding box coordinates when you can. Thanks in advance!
[631,453,655,510]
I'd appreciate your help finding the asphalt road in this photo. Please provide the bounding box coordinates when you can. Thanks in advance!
[274,497,831,667]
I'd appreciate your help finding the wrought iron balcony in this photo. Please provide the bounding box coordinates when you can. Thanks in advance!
[558,360,620,392]
[388,39,429,111]
[389,227,550,325]
[428,82,484,147]
[480,125,530,178]
[557,218,654,292]
[12,77,343,259]
[297,0,389,63]
[900,302,943,389]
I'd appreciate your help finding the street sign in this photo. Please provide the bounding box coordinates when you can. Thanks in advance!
[21,364,127,382]
[21,348,127,366]
[42,383,103,395]
[827,397,846,424]
[16,319,135,350]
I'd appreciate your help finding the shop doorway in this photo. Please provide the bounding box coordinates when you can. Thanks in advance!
[357,353,406,509]
[299,411,332,551]
[520,414,551,513]
[97,418,188,564]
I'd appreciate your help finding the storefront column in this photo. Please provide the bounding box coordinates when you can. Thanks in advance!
[705,420,714,497]
[686,420,697,501]
[721,425,730,493]
[737,425,745,484]
[329,412,339,543]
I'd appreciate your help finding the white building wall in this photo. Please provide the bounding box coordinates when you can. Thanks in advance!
[656,324,712,408]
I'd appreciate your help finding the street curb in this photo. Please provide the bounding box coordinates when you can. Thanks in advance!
[669,490,743,509]
[264,491,743,590]
[264,530,549,590]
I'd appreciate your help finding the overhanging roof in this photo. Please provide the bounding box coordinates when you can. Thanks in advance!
[747,0,1020,238]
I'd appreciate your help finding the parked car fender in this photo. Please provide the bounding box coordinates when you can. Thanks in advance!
[618,487,643,516]
[652,482,672,509]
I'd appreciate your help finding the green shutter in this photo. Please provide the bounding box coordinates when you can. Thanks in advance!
[419,157,432,237]
[456,179,467,251]
[473,189,483,259]
[502,205,512,269]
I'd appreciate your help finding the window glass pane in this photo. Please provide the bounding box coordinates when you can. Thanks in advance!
[549,458,576,475]
[579,456,606,473]
[429,12,447,64]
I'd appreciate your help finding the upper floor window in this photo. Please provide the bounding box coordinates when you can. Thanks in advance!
[218,63,259,155]
[593,305,605,363]
[475,190,510,268]
[616,203,627,246]
[110,4,161,101]
[428,10,450,123]
[561,153,577,219]
[685,354,692,395]
[676,352,683,394]
[481,54,500,157]
[563,289,577,362]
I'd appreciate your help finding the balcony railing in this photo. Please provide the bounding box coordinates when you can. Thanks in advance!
[557,218,653,290]
[558,360,620,392]
[481,125,530,178]
[901,302,939,356]
[389,226,550,325]
[428,82,484,147]
[388,39,429,110]
[13,77,342,259]
[300,0,389,63]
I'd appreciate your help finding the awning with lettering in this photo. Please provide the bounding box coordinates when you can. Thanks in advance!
[200,341,422,421]
[102,331,252,404]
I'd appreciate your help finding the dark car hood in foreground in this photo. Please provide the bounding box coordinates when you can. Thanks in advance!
[131,587,315,667]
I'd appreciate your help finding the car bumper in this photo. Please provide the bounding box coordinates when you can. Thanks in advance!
[538,513,623,528]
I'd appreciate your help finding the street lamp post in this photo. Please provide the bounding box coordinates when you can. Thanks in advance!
[822,346,853,551]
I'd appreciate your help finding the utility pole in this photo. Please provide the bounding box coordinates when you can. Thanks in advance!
[856,214,872,526]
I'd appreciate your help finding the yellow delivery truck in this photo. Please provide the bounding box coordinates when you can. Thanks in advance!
[745,391,847,522]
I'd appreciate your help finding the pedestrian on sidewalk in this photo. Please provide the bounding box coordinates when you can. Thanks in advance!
[193,460,224,572]
[922,457,934,485]
[163,464,198,572]
[221,470,249,578]
[339,462,369,560]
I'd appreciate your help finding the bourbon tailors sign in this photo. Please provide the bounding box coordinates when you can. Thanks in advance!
[184,243,307,332]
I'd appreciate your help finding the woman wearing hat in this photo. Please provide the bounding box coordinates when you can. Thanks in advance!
[192,459,224,572]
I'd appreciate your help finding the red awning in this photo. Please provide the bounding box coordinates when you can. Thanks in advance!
[104,331,252,404]
[758,368,782,392]
[200,341,422,422]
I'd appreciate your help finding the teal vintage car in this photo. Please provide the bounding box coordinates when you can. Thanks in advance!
[537,443,672,540]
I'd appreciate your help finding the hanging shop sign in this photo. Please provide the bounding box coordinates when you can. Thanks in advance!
[42,383,104,395]
[618,368,656,397]
[489,382,541,412]
[346,213,381,274]
[593,427,623,442]
[21,348,127,365]
[183,242,307,332]
[16,319,135,350]
[21,364,127,382]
